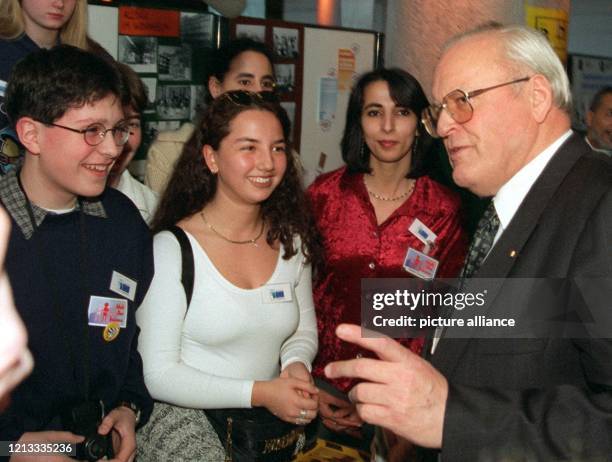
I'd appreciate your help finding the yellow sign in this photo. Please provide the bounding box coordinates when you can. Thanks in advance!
[525,4,568,63]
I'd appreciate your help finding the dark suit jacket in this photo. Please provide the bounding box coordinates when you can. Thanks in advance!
[425,133,612,461]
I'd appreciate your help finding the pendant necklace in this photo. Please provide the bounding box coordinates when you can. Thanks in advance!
[364,176,415,202]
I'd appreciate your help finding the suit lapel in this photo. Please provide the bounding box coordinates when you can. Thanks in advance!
[432,133,588,376]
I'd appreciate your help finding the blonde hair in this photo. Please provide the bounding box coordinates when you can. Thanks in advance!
[0,0,88,50]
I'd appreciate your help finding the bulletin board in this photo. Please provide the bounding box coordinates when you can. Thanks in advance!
[568,54,612,130]
[88,2,223,179]
[299,27,379,178]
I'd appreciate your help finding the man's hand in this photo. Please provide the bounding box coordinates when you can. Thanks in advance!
[97,406,137,462]
[324,324,447,448]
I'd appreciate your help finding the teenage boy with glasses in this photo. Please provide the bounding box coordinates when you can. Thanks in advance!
[0,45,153,462]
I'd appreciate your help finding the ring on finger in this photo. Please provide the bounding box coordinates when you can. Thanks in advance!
[299,409,308,418]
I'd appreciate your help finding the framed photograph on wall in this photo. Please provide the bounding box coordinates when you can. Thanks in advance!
[273,27,299,59]
[156,85,191,120]
[158,44,192,81]
[274,63,296,96]
[236,24,266,42]
[118,35,157,73]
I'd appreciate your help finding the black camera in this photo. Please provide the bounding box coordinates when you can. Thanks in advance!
[61,400,114,461]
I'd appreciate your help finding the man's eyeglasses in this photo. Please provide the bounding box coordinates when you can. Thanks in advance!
[42,121,130,146]
[218,90,279,107]
[422,77,531,138]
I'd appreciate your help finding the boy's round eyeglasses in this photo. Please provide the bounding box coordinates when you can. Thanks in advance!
[422,77,531,138]
[42,121,130,146]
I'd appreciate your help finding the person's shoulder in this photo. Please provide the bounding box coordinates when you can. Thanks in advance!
[307,166,347,195]
[154,122,195,143]
[418,175,462,211]
[0,36,36,80]
[99,187,148,226]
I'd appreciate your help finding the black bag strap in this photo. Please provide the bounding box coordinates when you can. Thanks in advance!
[167,225,195,312]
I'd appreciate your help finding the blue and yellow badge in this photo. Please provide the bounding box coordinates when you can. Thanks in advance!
[103,322,121,342]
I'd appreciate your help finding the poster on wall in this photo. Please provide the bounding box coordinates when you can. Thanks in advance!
[569,54,612,130]
[525,5,568,64]
[337,48,356,91]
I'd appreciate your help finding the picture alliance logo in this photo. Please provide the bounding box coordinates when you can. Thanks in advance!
[371,289,488,311]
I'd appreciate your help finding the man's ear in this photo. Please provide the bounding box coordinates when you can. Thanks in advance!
[208,76,223,99]
[15,117,42,155]
[530,74,554,123]
[202,144,218,173]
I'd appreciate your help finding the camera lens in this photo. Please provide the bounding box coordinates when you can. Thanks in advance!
[84,436,108,460]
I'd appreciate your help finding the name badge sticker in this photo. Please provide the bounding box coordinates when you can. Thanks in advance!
[262,283,293,304]
[110,271,137,301]
[408,218,437,246]
[403,247,439,280]
[87,296,129,328]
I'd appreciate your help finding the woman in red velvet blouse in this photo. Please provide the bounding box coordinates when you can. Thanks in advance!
[307,68,467,436]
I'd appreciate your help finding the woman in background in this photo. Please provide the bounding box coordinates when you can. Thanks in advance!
[136,91,320,461]
[145,37,277,194]
[108,62,158,225]
[307,68,467,442]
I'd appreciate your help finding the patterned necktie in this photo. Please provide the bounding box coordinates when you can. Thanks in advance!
[460,201,500,281]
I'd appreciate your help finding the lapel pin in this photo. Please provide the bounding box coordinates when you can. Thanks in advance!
[509,250,518,258]
[103,322,121,342]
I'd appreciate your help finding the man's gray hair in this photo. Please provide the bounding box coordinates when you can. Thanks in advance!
[444,23,571,112]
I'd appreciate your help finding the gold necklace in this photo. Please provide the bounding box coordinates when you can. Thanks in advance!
[200,211,265,247]
[364,176,415,202]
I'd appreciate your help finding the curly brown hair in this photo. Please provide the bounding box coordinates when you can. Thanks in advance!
[151,91,322,265]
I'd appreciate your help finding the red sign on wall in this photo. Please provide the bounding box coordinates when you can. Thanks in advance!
[119,6,180,37]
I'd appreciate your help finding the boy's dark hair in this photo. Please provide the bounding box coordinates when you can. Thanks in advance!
[116,62,148,114]
[341,67,433,178]
[5,44,124,127]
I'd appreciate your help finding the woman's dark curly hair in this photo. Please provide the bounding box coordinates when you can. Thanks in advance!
[341,67,434,178]
[151,90,322,265]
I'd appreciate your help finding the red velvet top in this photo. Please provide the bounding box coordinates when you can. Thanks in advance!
[307,167,468,392]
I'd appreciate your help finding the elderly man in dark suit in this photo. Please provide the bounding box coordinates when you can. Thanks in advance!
[325,23,612,461]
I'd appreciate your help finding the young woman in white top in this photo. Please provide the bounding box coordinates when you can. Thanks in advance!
[136,90,321,460]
